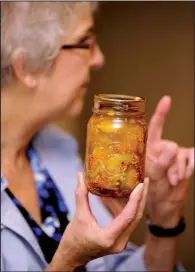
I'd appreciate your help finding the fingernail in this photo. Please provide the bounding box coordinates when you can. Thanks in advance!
[162,95,171,104]
[144,177,149,189]
[78,172,81,179]
[170,174,178,186]
[144,177,150,185]
[77,172,83,184]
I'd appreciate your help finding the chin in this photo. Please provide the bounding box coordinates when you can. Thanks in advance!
[56,98,85,121]
[68,99,84,117]
[51,95,86,122]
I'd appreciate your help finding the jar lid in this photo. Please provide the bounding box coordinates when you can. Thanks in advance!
[93,94,146,116]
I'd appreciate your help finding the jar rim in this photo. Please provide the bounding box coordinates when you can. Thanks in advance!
[95,94,146,103]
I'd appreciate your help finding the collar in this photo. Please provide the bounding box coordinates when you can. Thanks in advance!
[1,124,78,194]
[1,175,8,193]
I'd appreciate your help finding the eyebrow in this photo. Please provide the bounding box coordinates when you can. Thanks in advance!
[76,25,95,43]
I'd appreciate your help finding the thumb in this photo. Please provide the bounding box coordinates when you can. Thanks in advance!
[106,182,145,238]
[113,178,149,245]
[75,172,91,218]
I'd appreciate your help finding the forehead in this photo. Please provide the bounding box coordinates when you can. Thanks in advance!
[65,6,94,42]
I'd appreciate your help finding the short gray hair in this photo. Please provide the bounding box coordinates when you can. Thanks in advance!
[1,1,98,88]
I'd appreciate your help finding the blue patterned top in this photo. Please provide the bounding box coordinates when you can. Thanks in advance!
[3,143,70,263]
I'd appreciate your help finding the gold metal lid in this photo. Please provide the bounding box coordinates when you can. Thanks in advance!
[93,94,146,116]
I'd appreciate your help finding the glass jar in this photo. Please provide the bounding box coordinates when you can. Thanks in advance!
[84,94,147,198]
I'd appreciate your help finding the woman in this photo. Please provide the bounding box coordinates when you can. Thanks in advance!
[1,2,194,271]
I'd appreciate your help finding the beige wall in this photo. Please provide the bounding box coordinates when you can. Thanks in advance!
[62,2,194,270]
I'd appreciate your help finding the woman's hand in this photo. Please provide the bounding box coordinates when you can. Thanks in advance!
[146,142,194,227]
[99,96,193,272]
[101,96,194,229]
[145,96,194,227]
[47,173,149,271]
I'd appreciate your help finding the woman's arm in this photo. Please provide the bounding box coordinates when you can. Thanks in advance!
[100,144,193,272]
[145,233,179,272]
[44,173,148,272]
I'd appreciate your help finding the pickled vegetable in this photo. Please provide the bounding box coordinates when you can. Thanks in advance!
[85,113,147,198]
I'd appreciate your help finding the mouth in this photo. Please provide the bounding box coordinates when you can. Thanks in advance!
[81,79,90,90]
[82,79,90,87]
[82,83,88,88]
[79,82,89,96]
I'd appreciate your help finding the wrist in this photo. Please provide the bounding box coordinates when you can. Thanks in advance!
[147,230,179,242]
[46,252,83,272]
[146,230,178,249]
[46,260,76,272]
[147,214,181,228]
[146,216,186,239]
[145,233,178,271]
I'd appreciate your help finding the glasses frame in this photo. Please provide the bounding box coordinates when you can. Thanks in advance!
[61,43,90,50]
[61,33,96,51]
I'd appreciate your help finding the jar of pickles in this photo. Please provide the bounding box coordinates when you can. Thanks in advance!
[84,94,147,198]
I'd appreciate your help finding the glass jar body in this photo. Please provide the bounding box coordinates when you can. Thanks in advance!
[84,104,148,198]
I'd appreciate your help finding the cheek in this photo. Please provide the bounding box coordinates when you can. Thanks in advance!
[37,53,89,112]
[52,52,89,89]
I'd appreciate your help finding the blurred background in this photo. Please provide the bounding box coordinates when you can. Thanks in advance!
[61,2,194,270]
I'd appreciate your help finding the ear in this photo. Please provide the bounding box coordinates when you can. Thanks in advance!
[12,54,37,89]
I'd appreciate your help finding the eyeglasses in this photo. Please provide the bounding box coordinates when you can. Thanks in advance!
[61,34,96,53]
[61,44,90,50]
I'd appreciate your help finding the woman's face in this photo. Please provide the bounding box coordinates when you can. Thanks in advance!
[36,10,105,120]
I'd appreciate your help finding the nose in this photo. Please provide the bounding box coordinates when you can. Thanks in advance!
[90,44,105,71]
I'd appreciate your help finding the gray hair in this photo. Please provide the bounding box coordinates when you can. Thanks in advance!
[1,1,98,88]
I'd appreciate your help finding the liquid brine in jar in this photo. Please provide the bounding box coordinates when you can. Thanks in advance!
[84,94,148,198]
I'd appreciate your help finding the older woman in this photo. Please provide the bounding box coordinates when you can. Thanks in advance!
[1,2,194,272]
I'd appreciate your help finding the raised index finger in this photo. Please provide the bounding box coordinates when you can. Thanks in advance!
[147,96,172,144]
